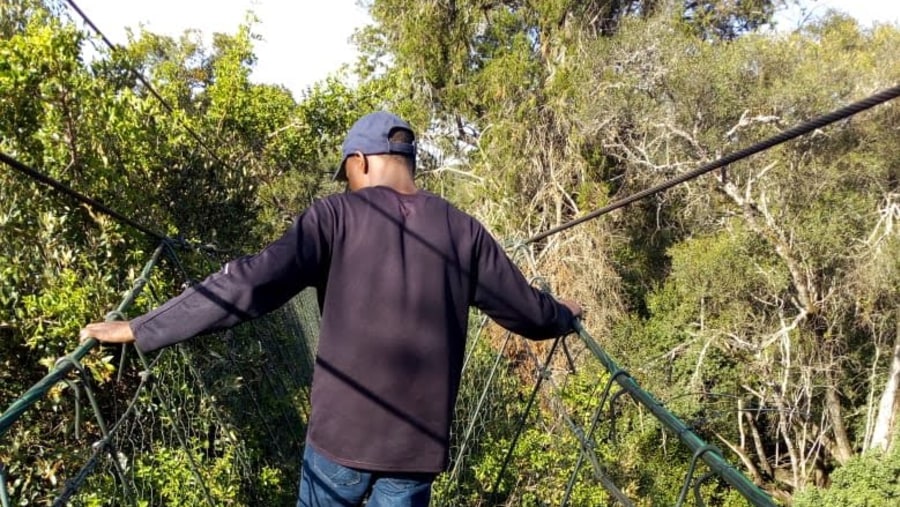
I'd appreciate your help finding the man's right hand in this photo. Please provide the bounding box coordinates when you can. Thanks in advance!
[79,321,136,345]
[560,299,583,320]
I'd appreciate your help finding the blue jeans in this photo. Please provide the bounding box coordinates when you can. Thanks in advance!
[297,444,435,507]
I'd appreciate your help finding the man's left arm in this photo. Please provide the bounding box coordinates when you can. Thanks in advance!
[470,223,581,339]
[81,203,332,352]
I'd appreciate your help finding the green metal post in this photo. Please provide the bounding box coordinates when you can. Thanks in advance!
[574,320,776,507]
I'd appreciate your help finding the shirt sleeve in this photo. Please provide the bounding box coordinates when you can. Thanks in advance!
[131,201,333,352]
[470,221,574,340]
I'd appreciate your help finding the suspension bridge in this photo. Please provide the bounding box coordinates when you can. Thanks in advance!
[2,1,899,505]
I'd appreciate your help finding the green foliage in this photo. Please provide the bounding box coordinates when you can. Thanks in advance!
[4,0,899,504]
[360,0,898,503]
[0,1,352,504]
[133,445,241,505]
[794,447,900,507]
[578,9,899,500]
[254,76,388,239]
[683,0,781,40]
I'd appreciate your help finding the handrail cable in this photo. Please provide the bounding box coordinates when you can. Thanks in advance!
[0,151,168,242]
[0,243,164,436]
[525,85,900,245]
[573,320,776,506]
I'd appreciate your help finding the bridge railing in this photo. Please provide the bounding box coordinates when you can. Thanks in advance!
[0,241,318,506]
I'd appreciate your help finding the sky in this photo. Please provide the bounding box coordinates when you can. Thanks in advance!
[72,0,370,98]
[71,0,899,99]
[775,0,900,30]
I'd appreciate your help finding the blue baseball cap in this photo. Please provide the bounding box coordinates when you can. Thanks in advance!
[334,111,416,181]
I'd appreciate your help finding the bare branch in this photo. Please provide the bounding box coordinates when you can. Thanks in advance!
[423,165,485,182]
[714,430,764,484]
[758,308,809,352]
[724,109,782,139]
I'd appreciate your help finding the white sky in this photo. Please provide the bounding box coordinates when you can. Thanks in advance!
[70,0,898,99]
[775,0,900,30]
[71,0,370,99]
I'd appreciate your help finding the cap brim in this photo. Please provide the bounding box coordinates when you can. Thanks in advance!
[333,159,348,181]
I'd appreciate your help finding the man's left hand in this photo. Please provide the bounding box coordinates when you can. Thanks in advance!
[79,321,136,345]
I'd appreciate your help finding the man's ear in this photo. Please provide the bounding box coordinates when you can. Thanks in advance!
[345,151,367,177]
[357,151,369,175]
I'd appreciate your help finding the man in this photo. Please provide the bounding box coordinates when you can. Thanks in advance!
[81,111,582,506]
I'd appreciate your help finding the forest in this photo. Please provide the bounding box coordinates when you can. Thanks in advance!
[1,0,899,505]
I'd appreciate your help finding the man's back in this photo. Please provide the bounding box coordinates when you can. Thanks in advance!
[308,185,572,472]
[309,186,475,472]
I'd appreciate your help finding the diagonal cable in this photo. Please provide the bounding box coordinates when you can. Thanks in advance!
[526,85,900,244]
[1,151,168,241]
[1,151,233,255]
[63,0,240,179]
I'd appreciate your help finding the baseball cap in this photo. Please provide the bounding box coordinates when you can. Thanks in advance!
[334,111,417,181]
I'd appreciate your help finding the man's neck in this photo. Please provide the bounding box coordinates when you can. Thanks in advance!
[368,168,418,195]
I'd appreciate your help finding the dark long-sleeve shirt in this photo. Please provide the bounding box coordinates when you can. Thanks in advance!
[131,186,573,473]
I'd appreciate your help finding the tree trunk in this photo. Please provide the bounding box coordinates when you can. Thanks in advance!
[746,410,774,478]
[824,368,854,464]
[871,332,900,451]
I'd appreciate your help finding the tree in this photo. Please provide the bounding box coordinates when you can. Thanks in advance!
[0,1,360,502]
[355,0,897,502]
[570,12,899,499]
